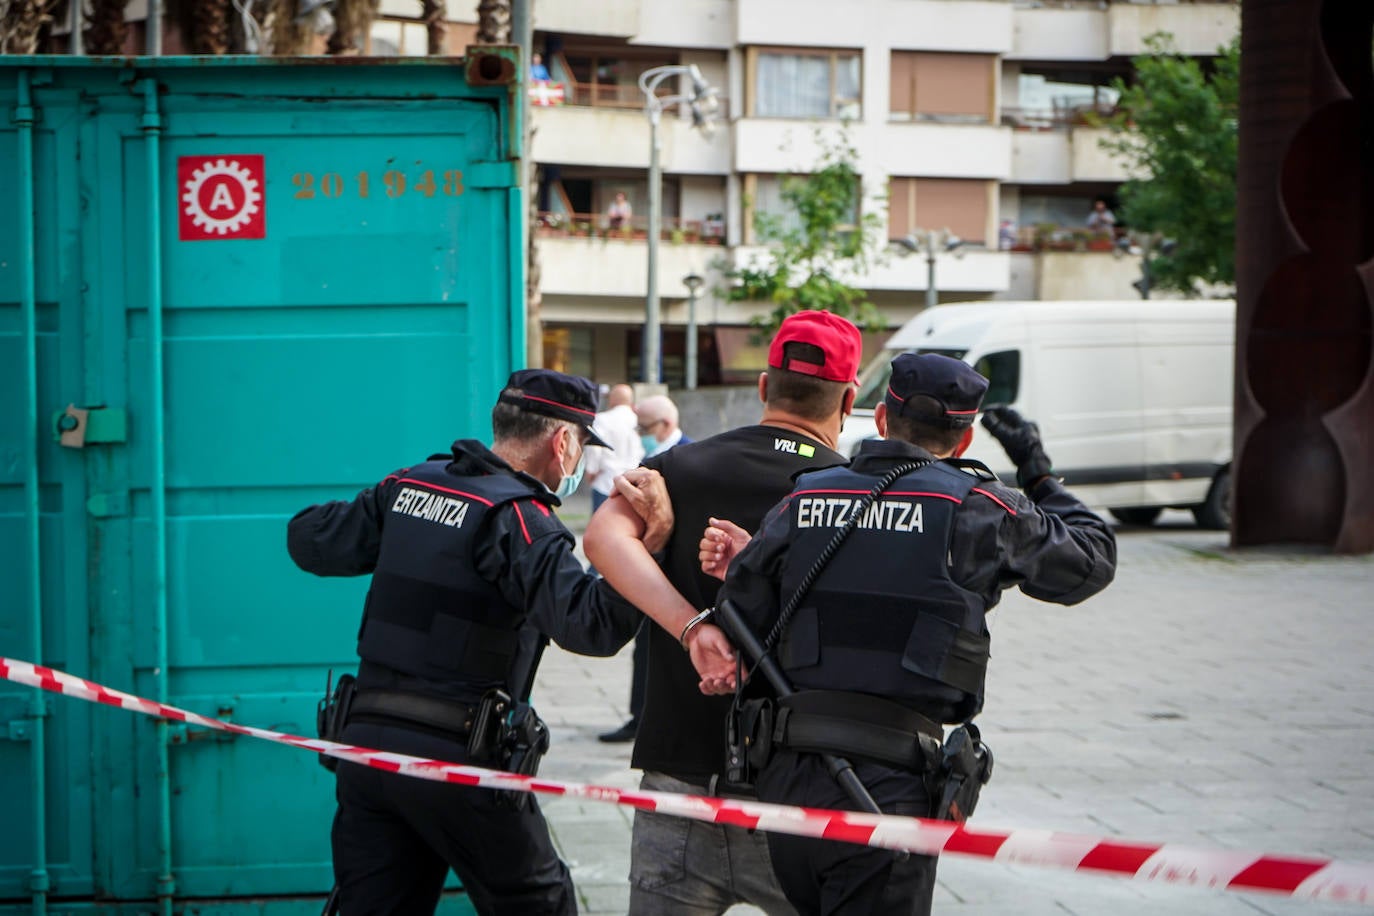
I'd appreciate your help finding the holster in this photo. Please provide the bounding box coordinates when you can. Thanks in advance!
[466,688,549,811]
[496,700,550,811]
[724,697,775,790]
[316,671,357,772]
[928,723,994,822]
[466,687,511,765]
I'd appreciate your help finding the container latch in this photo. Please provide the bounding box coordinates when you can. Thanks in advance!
[56,404,128,448]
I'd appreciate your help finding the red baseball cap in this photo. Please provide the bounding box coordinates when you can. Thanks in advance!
[767,310,863,383]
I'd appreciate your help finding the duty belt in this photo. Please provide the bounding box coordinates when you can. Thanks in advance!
[774,690,944,772]
[348,688,478,739]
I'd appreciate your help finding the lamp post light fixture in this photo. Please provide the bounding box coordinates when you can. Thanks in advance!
[1113,231,1177,300]
[638,63,719,384]
[682,272,705,390]
[895,228,964,310]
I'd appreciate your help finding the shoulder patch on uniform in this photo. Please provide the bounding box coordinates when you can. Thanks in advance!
[507,498,571,542]
[970,486,1020,516]
[944,458,997,481]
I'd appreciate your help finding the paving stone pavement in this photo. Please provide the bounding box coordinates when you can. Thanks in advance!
[532,507,1374,914]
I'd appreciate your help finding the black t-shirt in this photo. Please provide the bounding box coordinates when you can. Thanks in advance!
[631,424,846,779]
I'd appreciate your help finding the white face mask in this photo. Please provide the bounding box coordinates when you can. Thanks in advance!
[554,435,586,499]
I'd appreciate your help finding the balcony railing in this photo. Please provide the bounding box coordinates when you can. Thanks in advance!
[537,211,727,244]
[536,81,732,116]
[1002,103,1119,132]
[1005,224,1124,252]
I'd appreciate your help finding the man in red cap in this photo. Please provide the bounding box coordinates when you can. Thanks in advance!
[705,353,1116,915]
[585,309,862,914]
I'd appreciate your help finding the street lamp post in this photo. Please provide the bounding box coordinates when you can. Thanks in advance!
[896,228,963,310]
[1115,232,1177,300]
[638,64,718,384]
[683,272,704,390]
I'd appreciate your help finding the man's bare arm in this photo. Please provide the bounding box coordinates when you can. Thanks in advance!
[610,467,674,555]
[585,492,736,687]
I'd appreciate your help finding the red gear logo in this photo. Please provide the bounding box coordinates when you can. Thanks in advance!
[178,155,266,241]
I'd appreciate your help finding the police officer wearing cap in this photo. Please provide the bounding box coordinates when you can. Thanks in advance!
[713,353,1117,915]
[287,369,673,916]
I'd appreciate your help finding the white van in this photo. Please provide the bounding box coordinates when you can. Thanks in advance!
[839,300,1235,529]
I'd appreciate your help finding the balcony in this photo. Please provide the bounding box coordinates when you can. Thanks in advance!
[534,0,641,38]
[1025,250,1152,301]
[536,218,728,304]
[1010,2,1237,61]
[1070,126,1137,182]
[865,249,1012,294]
[732,119,1012,180]
[737,0,1012,53]
[530,103,731,174]
[1108,2,1240,57]
[1008,120,1136,184]
[726,246,1012,296]
[1009,6,1108,61]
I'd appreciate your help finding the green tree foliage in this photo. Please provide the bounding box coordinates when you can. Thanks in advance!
[723,132,885,334]
[1101,33,1239,295]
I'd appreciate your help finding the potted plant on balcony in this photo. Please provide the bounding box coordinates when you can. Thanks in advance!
[537,213,568,237]
[572,220,592,238]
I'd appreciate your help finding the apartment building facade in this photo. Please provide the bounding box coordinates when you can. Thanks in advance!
[524,0,1238,385]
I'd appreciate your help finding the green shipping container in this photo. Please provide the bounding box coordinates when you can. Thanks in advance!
[1,53,525,914]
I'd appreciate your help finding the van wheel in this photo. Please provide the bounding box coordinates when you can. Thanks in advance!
[1192,469,1231,530]
[1109,507,1162,526]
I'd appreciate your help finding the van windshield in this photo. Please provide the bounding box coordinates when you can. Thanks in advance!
[853,347,966,410]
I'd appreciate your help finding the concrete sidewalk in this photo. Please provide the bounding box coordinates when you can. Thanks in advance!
[531,511,1374,914]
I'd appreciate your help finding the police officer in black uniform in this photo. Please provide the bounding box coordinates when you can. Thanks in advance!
[715,353,1117,915]
[287,369,654,916]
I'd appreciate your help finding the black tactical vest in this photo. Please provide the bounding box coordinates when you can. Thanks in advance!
[356,459,549,691]
[777,460,990,723]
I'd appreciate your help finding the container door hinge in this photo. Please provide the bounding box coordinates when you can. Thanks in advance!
[4,719,33,742]
[55,404,128,448]
[3,701,50,741]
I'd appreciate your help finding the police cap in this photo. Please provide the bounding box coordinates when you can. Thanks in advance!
[884,353,989,428]
[499,368,612,448]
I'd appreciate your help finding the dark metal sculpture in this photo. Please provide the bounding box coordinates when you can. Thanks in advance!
[1234,0,1374,553]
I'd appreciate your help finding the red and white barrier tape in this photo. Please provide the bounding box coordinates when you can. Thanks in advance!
[3,655,1371,907]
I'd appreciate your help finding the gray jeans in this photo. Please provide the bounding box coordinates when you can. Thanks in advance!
[629,771,797,916]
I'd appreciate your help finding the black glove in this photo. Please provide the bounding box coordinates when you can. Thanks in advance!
[980,406,1053,490]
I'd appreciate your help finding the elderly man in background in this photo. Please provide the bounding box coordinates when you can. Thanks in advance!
[585,383,645,512]
[635,394,690,458]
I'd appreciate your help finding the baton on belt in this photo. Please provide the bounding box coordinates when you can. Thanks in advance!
[714,599,882,816]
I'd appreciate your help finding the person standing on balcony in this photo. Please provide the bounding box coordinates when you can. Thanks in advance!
[1086,197,1117,236]
[608,191,633,232]
[530,53,552,82]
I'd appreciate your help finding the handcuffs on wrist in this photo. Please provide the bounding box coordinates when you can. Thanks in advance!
[678,607,715,650]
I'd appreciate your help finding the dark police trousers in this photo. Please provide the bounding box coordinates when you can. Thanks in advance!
[331,720,575,916]
[756,749,938,916]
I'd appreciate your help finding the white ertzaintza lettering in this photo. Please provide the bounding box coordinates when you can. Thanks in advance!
[391,486,470,528]
[794,495,923,533]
